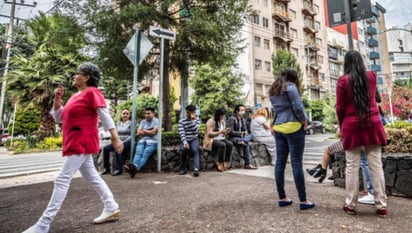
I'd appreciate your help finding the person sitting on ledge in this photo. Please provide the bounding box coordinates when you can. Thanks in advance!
[124,107,158,178]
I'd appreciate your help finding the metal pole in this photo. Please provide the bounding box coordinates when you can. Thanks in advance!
[388,88,394,123]
[130,31,141,162]
[343,0,354,50]
[157,38,164,172]
[0,0,16,127]
[10,102,17,147]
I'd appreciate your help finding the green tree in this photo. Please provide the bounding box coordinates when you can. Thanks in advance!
[7,13,88,137]
[272,48,303,93]
[309,99,325,121]
[322,94,337,132]
[7,106,41,136]
[190,62,244,120]
[82,0,252,131]
[117,94,159,121]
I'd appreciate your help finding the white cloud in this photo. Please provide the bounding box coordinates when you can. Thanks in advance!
[378,0,412,28]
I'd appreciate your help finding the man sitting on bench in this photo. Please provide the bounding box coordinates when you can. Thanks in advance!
[124,107,158,178]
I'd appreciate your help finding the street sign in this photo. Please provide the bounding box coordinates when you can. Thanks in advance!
[327,0,372,27]
[123,32,153,66]
[149,26,176,40]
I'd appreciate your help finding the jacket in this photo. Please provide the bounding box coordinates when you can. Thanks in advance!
[270,83,306,125]
[203,118,227,151]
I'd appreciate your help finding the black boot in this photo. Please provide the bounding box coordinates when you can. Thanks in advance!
[318,169,327,183]
[306,164,321,176]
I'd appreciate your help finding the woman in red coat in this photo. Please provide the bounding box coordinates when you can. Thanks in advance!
[336,50,387,217]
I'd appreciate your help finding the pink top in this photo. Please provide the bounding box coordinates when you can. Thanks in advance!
[336,71,386,150]
[61,87,106,156]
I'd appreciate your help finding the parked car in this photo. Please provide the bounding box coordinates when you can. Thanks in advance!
[99,127,111,140]
[306,121,326,135]
[0,128,9,146]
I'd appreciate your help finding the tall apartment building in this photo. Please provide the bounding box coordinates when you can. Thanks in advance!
[240,0,328,109]
[386,23,412,84]
[325,1,390,95]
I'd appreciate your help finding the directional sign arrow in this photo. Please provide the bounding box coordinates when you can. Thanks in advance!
[149,26,176,40]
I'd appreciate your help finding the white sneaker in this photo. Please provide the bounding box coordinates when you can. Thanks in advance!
[358,193,375,205]
[93,209,121,224]
[22,227,40,233]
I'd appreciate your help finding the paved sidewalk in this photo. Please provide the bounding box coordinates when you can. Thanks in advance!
[1,164,411,233]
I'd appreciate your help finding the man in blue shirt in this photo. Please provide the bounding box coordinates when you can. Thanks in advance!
[178,105,201,177]
[124,107,158,178]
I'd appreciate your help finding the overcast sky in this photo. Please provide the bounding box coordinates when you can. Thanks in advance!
[377,0,412,28]
[0,0,410,28]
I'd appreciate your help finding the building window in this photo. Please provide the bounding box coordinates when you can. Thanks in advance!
[316,38,322,47]
[264,39,270,49]
[289,9,296,19]
[320,73,325,81]
[254,36,261,47]
[292,47,299,57]
[263,0,268,7]
[263,17,269,28]
[291,28,297,38]
[253,15,260,25]
[315,21,320,30]
[256,83,263,96]
[318,55,324,64]
[329,62,341,77]
[255,59,262,70]
[313,4,319,13]
[358,28,363,35]
[274,23,285,36]
[264,61,271,72]
[330,78,338,94]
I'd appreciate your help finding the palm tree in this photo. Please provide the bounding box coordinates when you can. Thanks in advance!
[7,13,88,137]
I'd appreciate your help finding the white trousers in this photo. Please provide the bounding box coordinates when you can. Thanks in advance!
[345,145,387,210]
[35,155,119,232]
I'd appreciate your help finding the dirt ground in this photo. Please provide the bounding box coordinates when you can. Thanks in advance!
[1,169,411,233]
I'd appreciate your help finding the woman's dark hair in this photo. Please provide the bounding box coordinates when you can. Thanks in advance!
[233,104,245,113]
[213,108,226,131]
[344,50,370,126]
[268,68,300,96]
[77,62,101,87]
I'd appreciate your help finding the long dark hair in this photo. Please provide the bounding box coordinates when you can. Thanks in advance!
[344,50,370,126]
[213,108,226,131]
[268,68,301,96]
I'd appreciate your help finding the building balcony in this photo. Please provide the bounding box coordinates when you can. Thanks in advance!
[305,43,320,52]
[370,64,382,72]
[307,61,321,71]
[273,30,293,43]
[303,21,318,34]
[371,7,379,17]
[302,1,317,16]
[369,51,380,59]
[274,0,291,3]
[366,26,377,35]
[272,9,292,22]
[368,38,379,47]
[310,77,321,89]
[366,16,376,23]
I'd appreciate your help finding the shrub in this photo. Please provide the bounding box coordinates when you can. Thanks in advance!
[36,135,62,150]
[383,127,412,153]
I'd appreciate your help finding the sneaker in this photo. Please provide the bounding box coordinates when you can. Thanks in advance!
[179,170,187,175]
[128,163,138,178]
[376,208,387,218]
[93,209,121,224]
[193,169,199,177]
[358,193,374,205]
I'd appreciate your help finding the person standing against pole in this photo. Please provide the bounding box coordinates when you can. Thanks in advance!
[23,62,123,233]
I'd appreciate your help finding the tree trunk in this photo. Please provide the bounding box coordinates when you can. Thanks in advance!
[36,107,56,139]
[179,58,189,121]
[163,40,172,131]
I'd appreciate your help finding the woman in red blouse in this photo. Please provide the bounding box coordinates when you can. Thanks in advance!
[23,63,124,233]
[336,51,387,217]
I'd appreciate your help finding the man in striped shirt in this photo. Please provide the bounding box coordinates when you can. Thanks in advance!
[178,105,201,177]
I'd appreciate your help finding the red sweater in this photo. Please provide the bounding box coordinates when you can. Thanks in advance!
[336,71,387,150]
[61,87,106,156]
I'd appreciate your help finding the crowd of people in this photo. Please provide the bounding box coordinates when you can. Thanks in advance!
[23,50,390,232]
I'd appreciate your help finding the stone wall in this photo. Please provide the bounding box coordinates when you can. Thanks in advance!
[97,142,272,172]
[332,153,412,198]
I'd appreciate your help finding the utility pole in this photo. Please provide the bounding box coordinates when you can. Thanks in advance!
[0,0,37,128]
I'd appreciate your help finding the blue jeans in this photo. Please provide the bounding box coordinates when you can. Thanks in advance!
[360,151,374,194]
[274,127,307,202]
[132,140,157,170]
[180,139,200,171]
[231,134,254,165]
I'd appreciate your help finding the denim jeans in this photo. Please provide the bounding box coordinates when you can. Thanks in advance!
[103,139,131,172]
[231,133,254,165]
[274,127,307,202]
[133,140,157,170]
[360,151,374,194]
[180,139,200,171]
